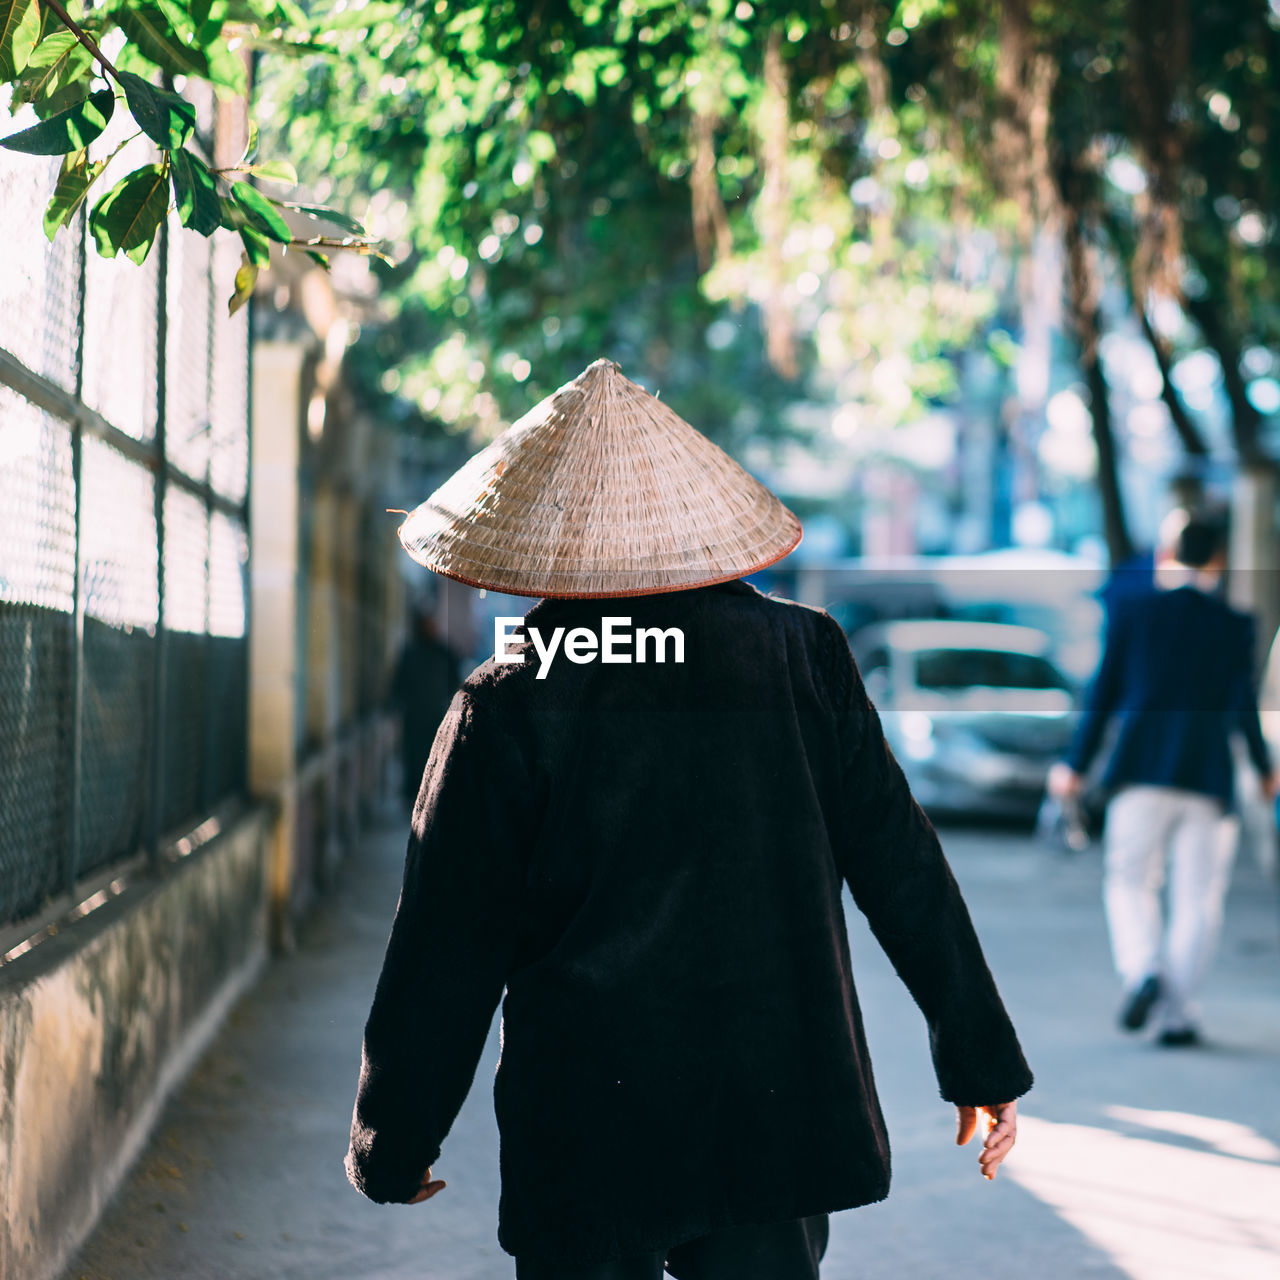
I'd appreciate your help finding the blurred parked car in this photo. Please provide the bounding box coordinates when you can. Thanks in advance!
[771,549,1106,684]
[929,548,1106,685]
[852,619,1078,823]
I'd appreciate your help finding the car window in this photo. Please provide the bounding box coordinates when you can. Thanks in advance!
[913,647,1070,691]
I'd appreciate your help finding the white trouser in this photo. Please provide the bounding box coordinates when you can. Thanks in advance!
[1104,785,1240,1030]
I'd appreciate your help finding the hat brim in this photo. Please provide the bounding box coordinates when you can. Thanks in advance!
[399,514,803,600]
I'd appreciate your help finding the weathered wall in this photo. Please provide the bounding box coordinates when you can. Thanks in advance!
[0,808,270,1280]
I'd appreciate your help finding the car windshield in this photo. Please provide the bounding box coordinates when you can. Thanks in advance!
[913,647,1069,691]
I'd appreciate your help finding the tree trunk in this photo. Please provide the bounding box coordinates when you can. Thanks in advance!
[1063,202,1135,566]
[1184,274,1279,646]
[758,29,796,379]
[690,107,732,273]
[1082,339,1135,566]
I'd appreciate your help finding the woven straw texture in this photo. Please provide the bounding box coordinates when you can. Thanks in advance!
[398,359,802,598]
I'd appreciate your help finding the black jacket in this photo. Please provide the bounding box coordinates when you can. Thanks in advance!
[1066,584,1271,806]
[345,580,1033,1266]
[390,631,463,806]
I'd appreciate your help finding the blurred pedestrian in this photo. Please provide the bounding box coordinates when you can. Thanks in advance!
[1097,504,1191,618]
[390,599,461,812]
[1050,514,1277,1046]
[346,360,1032,1280]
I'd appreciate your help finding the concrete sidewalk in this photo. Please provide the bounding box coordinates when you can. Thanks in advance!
[63,810,1280,1280]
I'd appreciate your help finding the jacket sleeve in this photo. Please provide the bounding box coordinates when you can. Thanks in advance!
[1064,599,1131,774]
[1233,614,1273,778]
[820,614,1034,1108]
[345,689,532,1203]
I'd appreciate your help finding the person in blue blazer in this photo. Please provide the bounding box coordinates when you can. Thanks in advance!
[1050,515,1276,1046]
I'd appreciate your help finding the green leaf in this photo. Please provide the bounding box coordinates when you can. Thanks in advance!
[89,162,168,264]
[239,118,259,166]
[218,0,306,28]
[0,0,41,79]
[243,158,296,185]
[190,0,216,33]
[238,224,271,265]
[526,129,556,164]
[35,0,82,43]
[229,180,292,241]
[228,258,257,315]
[170,147,221,234]
[33,80,90,119]
[218,0,266,21]
[118,69,196,149]
[152,0,198,32]
[43,146,105,239]
[0,87,113,154]
[277,201,367,236]
[312,0,397,29]
[222,196,274,265]
[13,32,92,109]
[204,36,245,93]
[268,0,307,27]
[27,27,76,63]
[304,249,329,268]
[116,3,210,77]
[195,8,228,49]
[218,193,246,230]
[237,31,331,56]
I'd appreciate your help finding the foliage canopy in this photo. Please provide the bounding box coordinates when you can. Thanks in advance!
[4,0,1277,532]
[0,0,378,311]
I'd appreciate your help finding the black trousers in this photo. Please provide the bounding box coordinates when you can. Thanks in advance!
[515,1215,830,1280]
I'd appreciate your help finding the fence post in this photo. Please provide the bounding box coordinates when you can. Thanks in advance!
[64,210,88,898]
[201,236,217,817]
[146,221,170,868]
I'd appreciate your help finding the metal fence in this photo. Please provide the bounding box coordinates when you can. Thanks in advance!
[0,102,251,931]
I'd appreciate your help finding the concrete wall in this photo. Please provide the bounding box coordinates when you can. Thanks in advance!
[0,807,270,1280]
[247,337,398,947]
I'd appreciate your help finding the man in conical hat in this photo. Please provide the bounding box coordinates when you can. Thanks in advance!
[345,359,1032,1279]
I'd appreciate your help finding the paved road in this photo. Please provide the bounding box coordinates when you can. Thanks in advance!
[64,812,1280,1280]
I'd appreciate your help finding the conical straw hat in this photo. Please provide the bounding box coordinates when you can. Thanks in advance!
[397,358,802,598]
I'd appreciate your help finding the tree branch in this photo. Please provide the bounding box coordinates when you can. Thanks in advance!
[1138,307,1209,457]
[1062,192,1135,565]
[41,0,121,82]
[1097,204,1209,459]
[1183,291,1264,465]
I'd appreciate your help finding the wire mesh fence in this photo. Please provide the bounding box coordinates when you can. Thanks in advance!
[78,438,160,878]
[0,127,251,931]
[0,154,82,395]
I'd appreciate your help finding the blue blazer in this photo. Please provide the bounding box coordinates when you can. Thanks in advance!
[1066,585,1272,807]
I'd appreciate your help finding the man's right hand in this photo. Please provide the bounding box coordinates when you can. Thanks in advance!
[1261,770,1278,802]
[956,1100,1018,1181]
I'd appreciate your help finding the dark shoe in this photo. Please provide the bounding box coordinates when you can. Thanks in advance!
[1118,975,1161,1031]
[1157,1026,1201,1048]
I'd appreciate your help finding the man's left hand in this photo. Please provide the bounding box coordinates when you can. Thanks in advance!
[408,1168,447,1204]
